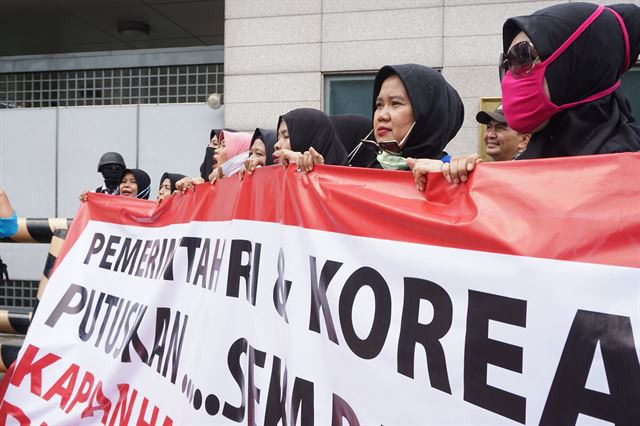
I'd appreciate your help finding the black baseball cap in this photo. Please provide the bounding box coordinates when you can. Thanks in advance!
[476,104,506,124]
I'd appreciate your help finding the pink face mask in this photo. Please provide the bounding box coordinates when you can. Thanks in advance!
[501,5,630,134]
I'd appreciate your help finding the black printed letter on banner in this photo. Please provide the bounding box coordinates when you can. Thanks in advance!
[338,266,391,360]
[464,290,527,424]
[540,310,640,425]
[273,248,292,323]
[397,277,452,394]
[308,256,342,344]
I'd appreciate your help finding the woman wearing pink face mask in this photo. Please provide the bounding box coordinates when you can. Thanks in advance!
[500,2,640,159]
[431,2,640,187]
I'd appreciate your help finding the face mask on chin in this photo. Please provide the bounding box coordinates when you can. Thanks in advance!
[377,151,409,170]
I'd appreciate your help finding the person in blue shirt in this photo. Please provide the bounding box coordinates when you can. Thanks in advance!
[0,188,18,238]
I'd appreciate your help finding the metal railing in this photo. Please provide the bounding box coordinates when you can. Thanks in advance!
[0,218,71,371]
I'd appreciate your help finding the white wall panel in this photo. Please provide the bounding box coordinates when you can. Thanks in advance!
[57,105,138,218]
[322,37,442,71]
[224,101,321,131]
[226,0,320,19]
[322,8,442,42]
[0,108,57,280]
[225,14,321,47]
[0,108,56,216]
[225,44,321,75]
[323,0,441,13]
[138,103,224,189]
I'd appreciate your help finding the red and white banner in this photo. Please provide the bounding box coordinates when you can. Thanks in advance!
[1,153,639,425]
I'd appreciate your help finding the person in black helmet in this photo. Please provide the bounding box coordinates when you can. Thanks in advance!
[96,152,126,194]
[79,152,127,202]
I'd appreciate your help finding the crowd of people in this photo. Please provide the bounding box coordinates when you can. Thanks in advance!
[80,2,639,204]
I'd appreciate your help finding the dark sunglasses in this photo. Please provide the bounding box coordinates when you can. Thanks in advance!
[347,133,401,165]
[360,139,402,155]
[499,41,540,81]
[360,123,417,155]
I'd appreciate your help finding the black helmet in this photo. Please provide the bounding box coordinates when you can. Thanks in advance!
[97,152,126,172]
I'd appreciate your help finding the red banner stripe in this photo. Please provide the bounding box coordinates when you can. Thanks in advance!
[57,153,640,270]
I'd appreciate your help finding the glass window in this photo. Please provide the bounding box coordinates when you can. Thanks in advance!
[0,63,224,107]
[621,66,640,122]
[324,74,375,117]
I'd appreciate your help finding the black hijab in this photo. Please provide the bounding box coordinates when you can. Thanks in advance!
[250,128,277,166]
[278,108,348,165]
[329,114,372,153]
[330,114,376,167]
[372,64,464,160]
[120,168,151,199]
[200,128,238,179]
[503,2,640,158]
[159,172,186,192]
[210,128,237,140]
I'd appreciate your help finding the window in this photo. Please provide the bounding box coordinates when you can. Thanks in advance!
[324,74,375,117]
[621,66,640,122]
[0,63,223,108]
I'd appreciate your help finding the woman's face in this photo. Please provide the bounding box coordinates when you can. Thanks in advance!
[213,138,228,166]
[119,172,138,197]
[209,134,219,149]
[249,138,267,166]
[158,178,171,198]
[273,120,291,165]
[373,75,415,146]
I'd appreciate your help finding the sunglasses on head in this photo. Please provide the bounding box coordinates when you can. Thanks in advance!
[499,41,540,81]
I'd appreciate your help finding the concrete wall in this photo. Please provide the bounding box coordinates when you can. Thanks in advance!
[223,0,636,155]
[0,103,224,279]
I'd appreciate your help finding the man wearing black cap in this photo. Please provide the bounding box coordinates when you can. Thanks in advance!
[476,104,530,161]
[95,152,126,194]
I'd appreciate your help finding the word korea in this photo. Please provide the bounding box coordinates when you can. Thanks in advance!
[81,231,640,424]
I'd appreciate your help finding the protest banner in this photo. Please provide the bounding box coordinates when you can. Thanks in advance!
[1,153,638,425]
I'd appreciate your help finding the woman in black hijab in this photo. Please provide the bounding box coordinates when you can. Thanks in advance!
[329,114,376,168]
[199,128,237,180]
[157,172,186,203]
[273,108,348,169]
[119,168,151,200]
[501,2,640,158]
[305,64,464,172]
[424,3,640,189]
[373,64,463,164]
[243,128,277,176]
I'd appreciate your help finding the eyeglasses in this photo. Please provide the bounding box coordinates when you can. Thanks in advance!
[499,41,541,81]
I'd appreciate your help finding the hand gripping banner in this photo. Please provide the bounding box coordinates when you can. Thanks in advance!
[1,153,639,425]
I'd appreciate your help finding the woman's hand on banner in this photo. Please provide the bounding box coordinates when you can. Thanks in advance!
[242,157,262,178]
[274,149,302,168]
[442,155,481,184]
[407,158,444,191]
[297,147,325,174]
[176,176,204,192]
[209,167,223,185]
[79,190,90,203]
